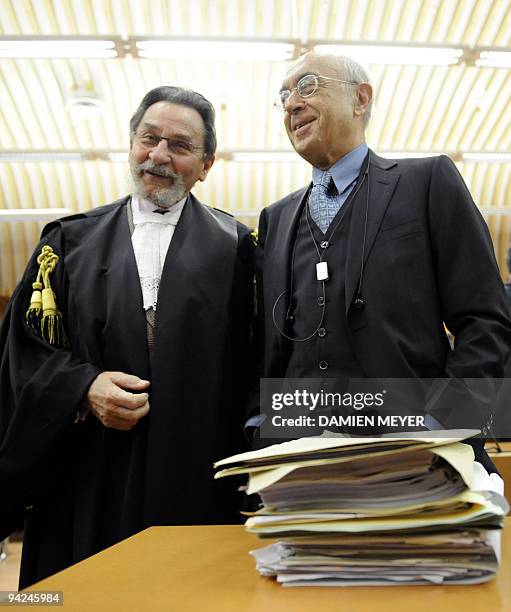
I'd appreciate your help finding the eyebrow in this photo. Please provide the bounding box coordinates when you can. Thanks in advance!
[139,121,194,143]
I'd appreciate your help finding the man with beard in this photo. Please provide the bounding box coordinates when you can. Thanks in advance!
[0,86,255,587]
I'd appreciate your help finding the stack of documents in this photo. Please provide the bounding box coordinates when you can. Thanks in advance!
[215,431,508,586]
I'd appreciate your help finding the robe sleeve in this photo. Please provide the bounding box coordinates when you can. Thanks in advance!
[0,223,101,535]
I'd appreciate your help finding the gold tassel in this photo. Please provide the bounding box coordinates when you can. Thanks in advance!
[25,245,65,345]
[41,288,61,345]
[26,276,43,334]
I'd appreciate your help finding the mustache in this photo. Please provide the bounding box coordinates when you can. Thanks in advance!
[132,160,179,179]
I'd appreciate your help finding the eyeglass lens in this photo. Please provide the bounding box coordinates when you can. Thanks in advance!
[278,74,318,108]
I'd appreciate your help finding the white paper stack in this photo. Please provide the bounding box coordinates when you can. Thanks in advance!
[214,431,508,586]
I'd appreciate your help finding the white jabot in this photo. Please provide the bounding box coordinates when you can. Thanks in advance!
[131,194,187,311]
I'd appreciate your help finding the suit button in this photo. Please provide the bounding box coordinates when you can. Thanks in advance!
[320,241,329,249]
[319,360,328,370]
[317,327,326,337]
[317,296,325,306]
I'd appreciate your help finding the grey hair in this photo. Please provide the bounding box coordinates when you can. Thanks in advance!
[336,55,373,127]
[129,86,217,160]
[302,51,374,127]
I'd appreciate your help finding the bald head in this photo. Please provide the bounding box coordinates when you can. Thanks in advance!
[280,51,373,168]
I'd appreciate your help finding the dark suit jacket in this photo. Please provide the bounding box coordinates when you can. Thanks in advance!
[254,151,511,452]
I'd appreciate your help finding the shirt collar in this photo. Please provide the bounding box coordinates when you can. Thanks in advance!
[131,194,187,226]
[312,143,368,194]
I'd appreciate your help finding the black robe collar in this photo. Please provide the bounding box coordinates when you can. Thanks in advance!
[63,194,238,381]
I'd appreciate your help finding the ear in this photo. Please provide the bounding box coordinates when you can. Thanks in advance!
[354,83,372,120]
[199,154,215,181]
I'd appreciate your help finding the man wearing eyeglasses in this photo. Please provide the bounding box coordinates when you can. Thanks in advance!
[0,86,254,587]
[250,52,511,470]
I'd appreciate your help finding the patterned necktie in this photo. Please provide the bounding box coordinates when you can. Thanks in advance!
[308,170,340,233]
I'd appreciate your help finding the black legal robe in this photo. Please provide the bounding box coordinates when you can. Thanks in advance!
[0,195,255,587]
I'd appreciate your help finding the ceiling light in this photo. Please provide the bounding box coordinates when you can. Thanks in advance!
[0,208,72,221]
[376,151,439,158]
[3,150,508,165]
[313,44,463,66]
[229,210,259,218]
[0,39,117,58]
[0,151,84,162]
[479,207,511,216]
[108,152,129,162]
[66,85,105,119]
[136,40,294,61]
[230,151,303,162]
[462,153,511,162]
[475,51,511,68]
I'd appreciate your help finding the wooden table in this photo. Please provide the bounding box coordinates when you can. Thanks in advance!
[29,522,511,612]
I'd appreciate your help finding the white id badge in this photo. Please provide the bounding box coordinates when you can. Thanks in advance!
[316,261,329,281]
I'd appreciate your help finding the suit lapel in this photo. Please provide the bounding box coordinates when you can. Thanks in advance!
[345,152,400,312]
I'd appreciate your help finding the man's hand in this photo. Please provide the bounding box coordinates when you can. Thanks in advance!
[86,371,150,431]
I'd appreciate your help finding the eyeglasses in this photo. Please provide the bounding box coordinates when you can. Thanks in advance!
[134,132,204,157]
[275,73,358,110]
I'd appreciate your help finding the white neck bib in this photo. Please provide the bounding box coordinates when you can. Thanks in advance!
[131,195,187,310]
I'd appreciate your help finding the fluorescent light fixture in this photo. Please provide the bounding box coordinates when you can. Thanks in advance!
[230,151,302,162]
[0,208,72,221]
[376,151,438,159]
[4,149,508,165]
[478,206,511,217]
[229,210,259,218]
[475,51,511,68]
[136,40,294,61]
[462,152,511,162]
[108,152,129,162]
[479,207,511,216]
[0,152,84,162]
[314,44,463,66]
[0,39,117,58]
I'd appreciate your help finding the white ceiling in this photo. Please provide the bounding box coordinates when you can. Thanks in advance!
[1,0,511,294]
